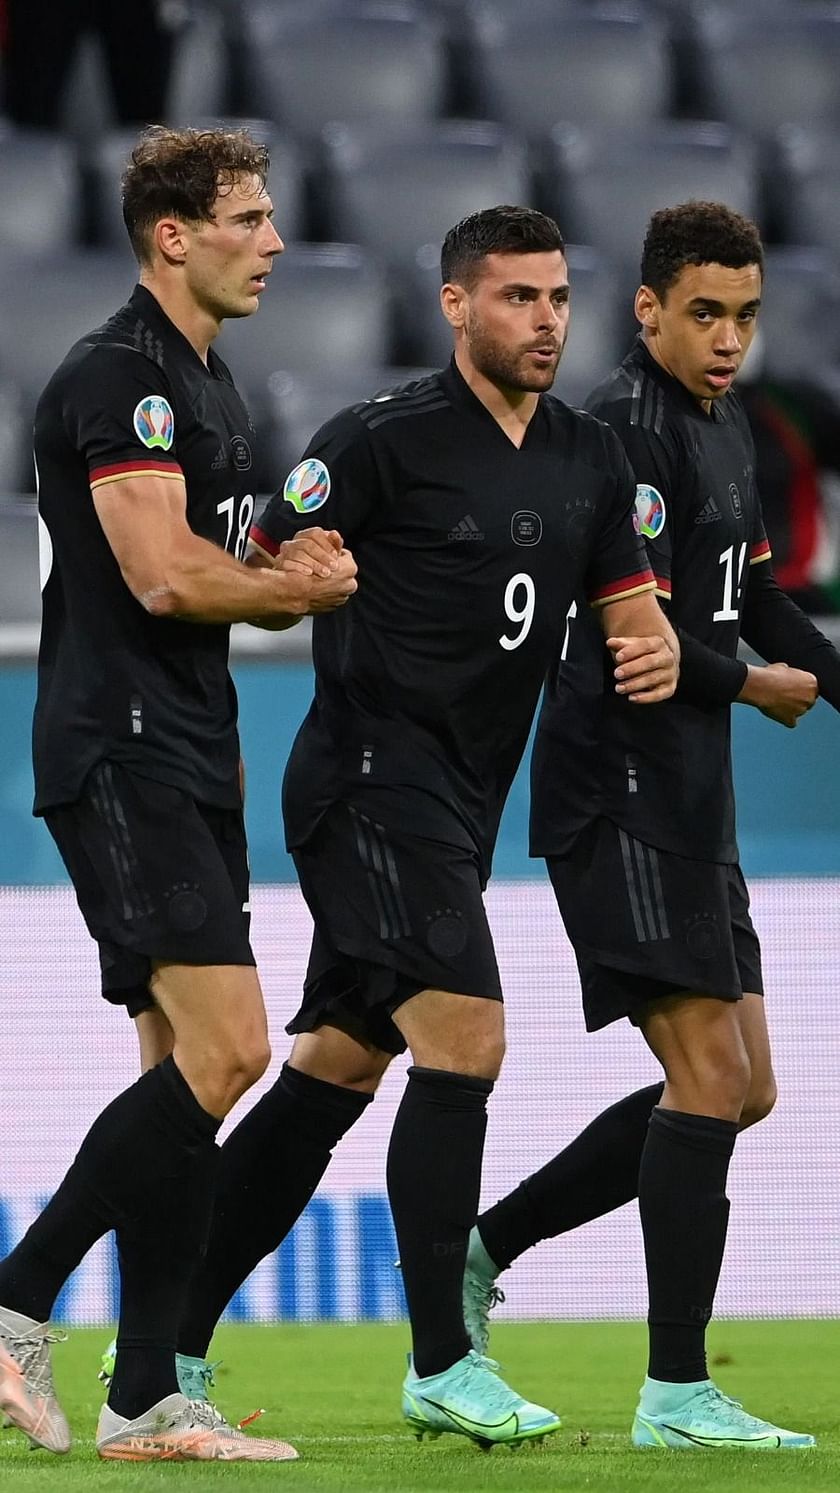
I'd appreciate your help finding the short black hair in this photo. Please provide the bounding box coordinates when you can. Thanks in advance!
[441,205,566,289]
[122,125,271,264]
[641,201,764,299]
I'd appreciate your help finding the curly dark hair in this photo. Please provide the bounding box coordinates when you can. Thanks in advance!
[441,205,565,289]
[641,201,764,299]
[122,125,271,263]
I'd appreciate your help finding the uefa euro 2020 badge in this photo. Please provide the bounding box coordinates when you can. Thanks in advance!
[635,483,666,541]
[133,395,175,452]
[282,457,331,514]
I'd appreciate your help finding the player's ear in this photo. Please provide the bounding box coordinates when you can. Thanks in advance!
[154,217,189,266]
[635,283,660,332]
[440,282,468,331]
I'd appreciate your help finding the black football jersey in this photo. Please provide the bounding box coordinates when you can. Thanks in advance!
[251,360,654,874]
[531,337,771,864]
[33,285,257,812]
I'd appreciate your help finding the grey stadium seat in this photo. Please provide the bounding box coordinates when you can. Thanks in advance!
[405,243,621,407]
[215,245,392,483]
[0,502,41,625]
[757,248,840,383]
[542,121,758,272]
[0,250,139,489]
[697,4,840,137]
[770,125,840,255]
[89,123,308,250]
[0,126,82,251]
[321,121,531,273]
[263,366,436,476]
[245,2,448,136]
[471,2,672,138]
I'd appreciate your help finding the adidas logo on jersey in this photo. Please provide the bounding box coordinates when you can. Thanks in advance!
[695,496,722,524]
[449,514,484,542]
[211,446,228,471]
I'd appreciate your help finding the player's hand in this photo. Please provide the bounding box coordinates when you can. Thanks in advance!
[274,527,343,578]
[738,661,818,728]
[607,634,678,704]
[305,547,358,613]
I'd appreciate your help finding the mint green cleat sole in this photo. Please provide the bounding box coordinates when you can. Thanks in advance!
[402,1349,561,1450]
[632,1381,816,1450]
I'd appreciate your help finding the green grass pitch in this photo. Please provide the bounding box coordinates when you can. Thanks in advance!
[1,1320,837,1490]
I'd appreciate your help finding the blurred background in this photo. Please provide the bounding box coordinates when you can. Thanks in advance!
[0,0,839,1330]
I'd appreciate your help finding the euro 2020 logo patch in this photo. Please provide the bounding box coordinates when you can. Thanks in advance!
[283,458,331,514]
[635,483,666,540]
[133,395,174,452]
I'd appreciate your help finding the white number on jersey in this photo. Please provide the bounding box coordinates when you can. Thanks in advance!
[713,541,747,622]
[499,572,536,651]
[559,599,578,662]
[217,494,255,560]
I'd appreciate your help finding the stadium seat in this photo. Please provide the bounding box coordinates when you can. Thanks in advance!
[757,247,840,383]
[542,121,758,273]
[405,243,622,406]
[320,121,531,273]
[697,4,840,137]
[166,2,229,126]
[0,250,139,490]
[244,2,449,136]
[0,502,41,625]
[769,125,840,256]
[471,2,672,137]
[0,126,82,252]
[216,244,392,483]
[263,366,436,476]
[89,123,308,250]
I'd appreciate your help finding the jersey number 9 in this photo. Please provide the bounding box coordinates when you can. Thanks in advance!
[499,572,536,651]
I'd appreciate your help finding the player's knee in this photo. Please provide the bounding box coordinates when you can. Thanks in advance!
[668,1037,751,1115]
[700,1044,751,1110]
[414,1026,505,1080]
[475,1026,506,1079]
[212,1033,271,1108]
[740,1072,777,1129]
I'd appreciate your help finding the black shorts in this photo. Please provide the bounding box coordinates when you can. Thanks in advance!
[45,761,254,1018]
[547,817,763,1032]
[287,800,503,1055]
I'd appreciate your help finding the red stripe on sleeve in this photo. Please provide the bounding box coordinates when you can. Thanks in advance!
[749,540,772,565]
[89,459,183,484]
[249,524,282,559]
[588,568,656,605]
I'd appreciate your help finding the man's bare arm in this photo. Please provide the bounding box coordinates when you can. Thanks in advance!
[93,477,356,623]
[596,590,680,703]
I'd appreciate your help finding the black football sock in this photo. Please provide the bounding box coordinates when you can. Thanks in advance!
[387,1066,493,1379]
[178,1062,372,1359]
[639,1106,737,1384]
[478,1082,664,1270]
[106,1059,221,1419]
[0,1056,219,1336]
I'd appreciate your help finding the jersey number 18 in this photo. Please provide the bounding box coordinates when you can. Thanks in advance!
[216,494,255,559]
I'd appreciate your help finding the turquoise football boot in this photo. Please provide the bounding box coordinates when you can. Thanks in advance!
[632,1377,816,1450]
[462,1227,505,1356]
[403,1349,561,1449]
[98,1342,221,1406]
[176,1355,222,1402]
